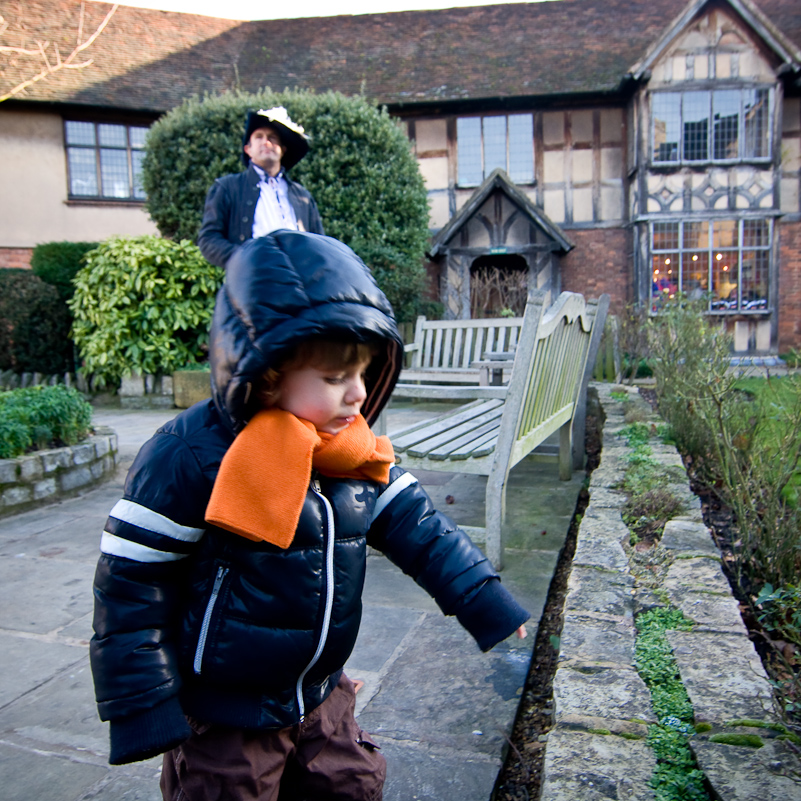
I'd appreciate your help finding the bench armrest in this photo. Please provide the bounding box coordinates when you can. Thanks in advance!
[403,342,420,353]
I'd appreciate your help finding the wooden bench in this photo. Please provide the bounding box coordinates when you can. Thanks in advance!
[390,290,610,569]
[400,314,524,386]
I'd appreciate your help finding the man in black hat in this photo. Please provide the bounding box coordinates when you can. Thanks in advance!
[197,107,324,268]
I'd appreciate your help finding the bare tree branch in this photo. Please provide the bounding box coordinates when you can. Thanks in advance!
[0,3,118,103]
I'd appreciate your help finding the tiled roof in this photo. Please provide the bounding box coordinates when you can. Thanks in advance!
[0,0,241,109]
[2,0,800,113]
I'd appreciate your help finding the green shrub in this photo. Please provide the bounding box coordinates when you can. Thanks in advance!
[142,89,431,322]
[0,385,92,458]
[69,236,224,387]
[0,270,75,374]
[30,241,98,302]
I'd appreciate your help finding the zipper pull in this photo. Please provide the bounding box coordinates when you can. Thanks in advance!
[311,473,321,493]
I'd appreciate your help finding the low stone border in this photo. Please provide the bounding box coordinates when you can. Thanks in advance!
[0,426,118,518]
[540,383,800,801]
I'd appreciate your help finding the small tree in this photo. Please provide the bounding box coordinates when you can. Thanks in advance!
[69,236,223,387]
[0,3,118,102]
[142,89,431,322]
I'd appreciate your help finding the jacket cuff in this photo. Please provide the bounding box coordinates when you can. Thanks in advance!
[455,577,530,652]
[108,696,192,765]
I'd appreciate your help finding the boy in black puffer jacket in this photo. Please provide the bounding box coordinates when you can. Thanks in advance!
[90,231,529,800]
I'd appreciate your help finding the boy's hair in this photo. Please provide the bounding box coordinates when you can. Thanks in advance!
[254,337,379,409]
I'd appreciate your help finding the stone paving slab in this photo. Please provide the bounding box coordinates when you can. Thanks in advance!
[662,556,731,596]
[558,614,637,667]
[660,518,720,556]
[665,586,749,634]
[572,506,630,571]
[668,630,777,724]
[564,565,636,618]
[691,739,801,801]
[0,557,95,634]
[0,632,86,708]
[540,728,657,801]
[553,665,656,723]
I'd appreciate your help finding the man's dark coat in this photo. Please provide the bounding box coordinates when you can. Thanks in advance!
[197,165,324,268]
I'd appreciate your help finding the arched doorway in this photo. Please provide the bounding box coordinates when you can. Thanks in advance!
[470,254,528,318]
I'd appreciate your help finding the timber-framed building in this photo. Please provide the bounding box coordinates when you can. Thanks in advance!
[1,0,800,354]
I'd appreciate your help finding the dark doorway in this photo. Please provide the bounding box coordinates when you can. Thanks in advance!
[470,254,528,318]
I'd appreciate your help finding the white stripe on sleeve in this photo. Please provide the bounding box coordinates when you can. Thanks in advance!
[109,499,205,543]
[370,471,418,524]
[100,531,189,563]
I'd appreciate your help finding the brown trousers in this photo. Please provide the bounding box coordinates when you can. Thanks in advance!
[160,675,386,801]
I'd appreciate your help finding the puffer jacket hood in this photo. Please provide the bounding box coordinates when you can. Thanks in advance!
[208,231,403,433]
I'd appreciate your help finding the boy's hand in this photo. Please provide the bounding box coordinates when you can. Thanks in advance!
[515,625,527,639]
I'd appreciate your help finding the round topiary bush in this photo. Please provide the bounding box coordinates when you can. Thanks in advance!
[142,89,431,322]
[69,236,224,387]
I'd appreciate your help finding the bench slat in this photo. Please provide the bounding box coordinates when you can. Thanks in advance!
[430,422,501,460]
[408,406,504,457]
[391,399,503,449]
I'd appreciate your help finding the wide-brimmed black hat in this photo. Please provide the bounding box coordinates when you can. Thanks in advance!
[241,107,310,170]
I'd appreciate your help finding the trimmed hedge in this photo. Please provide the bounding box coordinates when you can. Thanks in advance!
[0,270,74,374]
[142,89,431,322]
[0,385,93,459]
[31,241,98,302]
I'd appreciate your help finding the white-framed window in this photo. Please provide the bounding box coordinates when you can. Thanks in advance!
[650,218,771,313]
[65,120,149,200]
[457,113,534,186]
[651,88,771,165]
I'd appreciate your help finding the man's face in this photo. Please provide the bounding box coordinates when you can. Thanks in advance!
[244,126,284,177]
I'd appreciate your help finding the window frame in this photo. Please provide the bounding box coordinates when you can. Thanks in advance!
[456,112,535,188]
[649,217,773,315]
[64,119,150,202]
[649,86,773,167]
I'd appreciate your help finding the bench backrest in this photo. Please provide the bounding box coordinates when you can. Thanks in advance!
[496,291,610,473]
[407,316,525,371]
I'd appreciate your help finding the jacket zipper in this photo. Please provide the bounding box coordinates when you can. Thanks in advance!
[295,478,336,721]
[193,565,229,675]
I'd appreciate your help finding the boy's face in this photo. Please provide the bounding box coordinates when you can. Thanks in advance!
[275,358,370,435]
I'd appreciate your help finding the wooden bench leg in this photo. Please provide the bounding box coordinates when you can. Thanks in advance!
[559,420,572,481]
[484,465,509,570]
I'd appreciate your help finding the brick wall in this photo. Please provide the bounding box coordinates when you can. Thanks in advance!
[0,248,33,270]
[558,227,632,314]
[777,220,801,354]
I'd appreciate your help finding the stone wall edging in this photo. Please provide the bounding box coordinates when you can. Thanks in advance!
[0,426,118,518]
[539,383,799,801]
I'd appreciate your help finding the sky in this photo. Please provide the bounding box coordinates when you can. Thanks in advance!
[89,0,546,21]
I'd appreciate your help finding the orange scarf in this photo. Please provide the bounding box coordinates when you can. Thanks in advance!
[205,409,394,548]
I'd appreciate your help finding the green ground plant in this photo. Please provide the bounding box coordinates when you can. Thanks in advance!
[646,296,801,726]
[635,607,711,801]
[619,422,685,544]
[70,236,224,388]
[0,385,93,459]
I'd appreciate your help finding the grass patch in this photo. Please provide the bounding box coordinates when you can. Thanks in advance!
[708,733,764,748]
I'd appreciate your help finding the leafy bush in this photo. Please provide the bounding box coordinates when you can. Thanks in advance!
[142,89,431,322]
[0,270,75,374]
[0,385,92,458]
[69,236,224,387]
[31,241,98,302]
[648,296,801,624]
